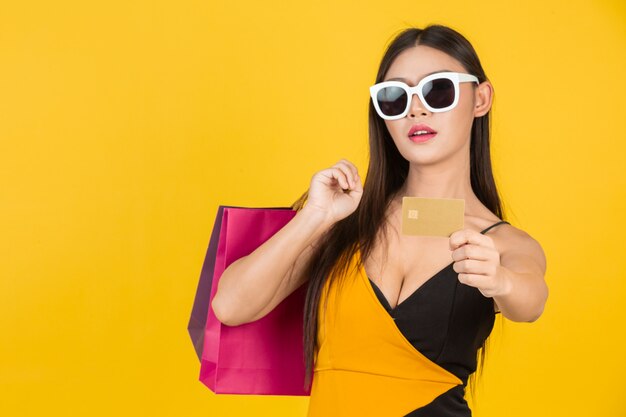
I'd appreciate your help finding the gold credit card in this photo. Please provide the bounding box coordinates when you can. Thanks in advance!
[401,197,465,237]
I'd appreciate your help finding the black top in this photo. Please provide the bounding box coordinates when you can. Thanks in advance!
[367,220,510,416]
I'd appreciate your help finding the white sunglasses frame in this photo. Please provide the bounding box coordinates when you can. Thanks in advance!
[369,71,480,120]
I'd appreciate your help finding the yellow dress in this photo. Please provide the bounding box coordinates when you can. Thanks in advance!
[306,248,464,416]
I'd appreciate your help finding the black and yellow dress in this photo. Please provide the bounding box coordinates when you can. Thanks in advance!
[307,220,509,416]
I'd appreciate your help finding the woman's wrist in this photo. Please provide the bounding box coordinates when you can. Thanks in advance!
[298,206,333,241]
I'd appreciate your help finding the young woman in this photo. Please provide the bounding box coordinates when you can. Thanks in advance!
[212,24,548,416]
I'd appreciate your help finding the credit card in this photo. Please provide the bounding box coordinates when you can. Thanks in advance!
[401,196,465,237]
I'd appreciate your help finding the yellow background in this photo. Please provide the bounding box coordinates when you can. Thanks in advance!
[1,0,625,416]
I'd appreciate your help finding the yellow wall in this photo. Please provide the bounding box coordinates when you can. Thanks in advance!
[1,1,625,416]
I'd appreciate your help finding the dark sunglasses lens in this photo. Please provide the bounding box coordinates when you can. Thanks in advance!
[423,78,455,109]
[376,86,407,117]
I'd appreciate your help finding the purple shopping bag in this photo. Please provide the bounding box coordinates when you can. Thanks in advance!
[188,205,311,395]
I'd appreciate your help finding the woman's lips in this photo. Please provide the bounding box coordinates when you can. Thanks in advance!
[408,123,437,143]
[409,132,437,143]
[408,123,436,136]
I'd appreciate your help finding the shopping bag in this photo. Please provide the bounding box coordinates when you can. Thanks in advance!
[188,205,311,395]
[187,205,227,360]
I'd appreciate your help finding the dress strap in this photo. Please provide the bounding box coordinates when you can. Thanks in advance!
[480,220,510,234]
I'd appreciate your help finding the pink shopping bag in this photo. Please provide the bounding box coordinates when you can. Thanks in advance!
[188,205,311,395]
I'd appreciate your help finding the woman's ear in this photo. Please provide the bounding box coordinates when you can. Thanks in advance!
[473,81,493,117]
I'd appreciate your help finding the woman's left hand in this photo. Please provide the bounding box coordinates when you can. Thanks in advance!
[448,228,510,298]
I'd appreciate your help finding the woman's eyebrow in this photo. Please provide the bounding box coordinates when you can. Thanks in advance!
[385,69,453,82]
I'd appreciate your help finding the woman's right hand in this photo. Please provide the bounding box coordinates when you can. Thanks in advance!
[304,159,363,225]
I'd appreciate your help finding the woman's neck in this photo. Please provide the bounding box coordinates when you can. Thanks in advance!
[393,154,485,214]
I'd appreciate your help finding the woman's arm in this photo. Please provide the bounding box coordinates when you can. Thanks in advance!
[450,226,548,323]
[211,207,331,326]
[492,231,548,322]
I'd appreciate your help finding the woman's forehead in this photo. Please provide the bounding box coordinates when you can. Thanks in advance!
[385,46,464,84]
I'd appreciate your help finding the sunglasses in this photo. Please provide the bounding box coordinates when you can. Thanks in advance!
[369,71,480,120]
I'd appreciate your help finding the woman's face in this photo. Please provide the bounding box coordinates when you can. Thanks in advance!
[381,45,489,165]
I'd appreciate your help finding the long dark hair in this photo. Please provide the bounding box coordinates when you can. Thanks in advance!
[291,24,506,402]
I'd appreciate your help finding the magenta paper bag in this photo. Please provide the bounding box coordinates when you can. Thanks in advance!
[188,205,226,360]
[194,205,311,395]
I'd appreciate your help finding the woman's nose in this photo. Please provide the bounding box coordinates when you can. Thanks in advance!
[408,93,430,118]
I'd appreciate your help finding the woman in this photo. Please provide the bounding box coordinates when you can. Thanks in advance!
[212,24,548,416]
